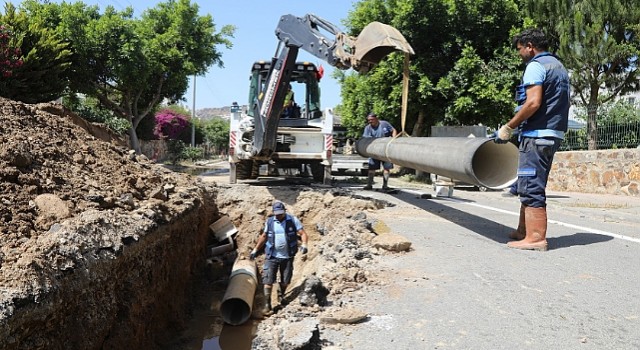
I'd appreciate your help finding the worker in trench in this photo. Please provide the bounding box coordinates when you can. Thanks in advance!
[250,201,308,314]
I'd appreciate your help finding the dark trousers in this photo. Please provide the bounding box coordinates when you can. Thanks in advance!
[516,137,562,208]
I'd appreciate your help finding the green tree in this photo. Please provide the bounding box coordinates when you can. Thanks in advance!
[202,117,230,152]
[436,46,521,127]
[574,98,640,123]
[63,95,131,135]
[0,2,71,103]
[339,0,521,136]
[25,0,234,153]
[523,0,640,149]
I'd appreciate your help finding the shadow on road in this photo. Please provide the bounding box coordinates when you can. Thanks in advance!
[548,232,613,249]
[391,191,514,244]
[389,190,614,249]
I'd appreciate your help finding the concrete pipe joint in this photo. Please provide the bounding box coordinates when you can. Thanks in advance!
[220,259,258,326]
[355,136,518,190]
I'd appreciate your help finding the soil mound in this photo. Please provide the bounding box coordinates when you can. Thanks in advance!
[0,97,197,322]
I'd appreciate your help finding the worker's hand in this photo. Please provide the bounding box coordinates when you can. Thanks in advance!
[300,245,308,255]
[249,249,258,260]
[493,125,513,144]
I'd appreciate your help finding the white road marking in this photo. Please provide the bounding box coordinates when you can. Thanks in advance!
[400,188,640,244]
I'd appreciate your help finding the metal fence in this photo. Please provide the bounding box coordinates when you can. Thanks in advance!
[561,120,640,151]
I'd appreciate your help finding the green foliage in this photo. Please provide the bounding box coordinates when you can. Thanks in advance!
[18,0,235,153]
[523,0,640,149]
[436,46,521,127]
[166,139,186,165]
[339,0,521,137]
[573,99,640,123]
[62,95,131,135]
[202,117,230,151]
[0,2,72,103]
[181,145,203,161]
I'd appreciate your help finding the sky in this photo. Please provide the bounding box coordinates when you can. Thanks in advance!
[77,0,359,110]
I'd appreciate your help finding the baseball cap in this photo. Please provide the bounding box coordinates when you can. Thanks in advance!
[272,201,286,215]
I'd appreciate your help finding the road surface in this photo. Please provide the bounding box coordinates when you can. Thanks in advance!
[323,182,640,350]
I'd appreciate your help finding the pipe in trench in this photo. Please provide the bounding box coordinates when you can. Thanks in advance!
[220,259,258,326]
[356,137,518,190]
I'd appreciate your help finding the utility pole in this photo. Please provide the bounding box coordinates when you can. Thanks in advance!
[191,75,196,147]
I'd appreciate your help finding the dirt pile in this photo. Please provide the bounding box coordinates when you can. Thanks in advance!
[211,184,409,349]
[0,96,412,349]
[0,97,212,349]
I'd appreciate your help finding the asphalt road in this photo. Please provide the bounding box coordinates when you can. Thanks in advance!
[323,181,640,350]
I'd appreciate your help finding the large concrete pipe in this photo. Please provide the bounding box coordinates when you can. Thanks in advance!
[220,259,258,325]
[356,137,518,189]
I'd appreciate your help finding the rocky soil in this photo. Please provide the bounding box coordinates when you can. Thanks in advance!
[0,96,413,349]
[211,183,411,349]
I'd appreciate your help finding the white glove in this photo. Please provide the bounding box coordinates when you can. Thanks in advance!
[497,125,514,141]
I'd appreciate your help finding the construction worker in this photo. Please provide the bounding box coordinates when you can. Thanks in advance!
[362,113,397,190]
[250,201,308,313]
[494,29,570,251]
[283,84,295,118]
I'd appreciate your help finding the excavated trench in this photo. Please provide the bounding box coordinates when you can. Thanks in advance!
[0,178,394,350]
[0,97,402,350]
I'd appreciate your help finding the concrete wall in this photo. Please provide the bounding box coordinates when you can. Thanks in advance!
[547,149,640,196]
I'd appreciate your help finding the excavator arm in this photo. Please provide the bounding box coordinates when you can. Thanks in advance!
[251,13,414,159]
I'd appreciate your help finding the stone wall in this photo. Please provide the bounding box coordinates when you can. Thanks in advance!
[140,139,168,162]
[547,149,640,196]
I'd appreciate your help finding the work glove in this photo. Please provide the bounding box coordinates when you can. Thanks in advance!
[249,249,257,260]
[300,245,308,255]
[492,125,513,144]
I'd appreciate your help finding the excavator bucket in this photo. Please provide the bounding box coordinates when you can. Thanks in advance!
[353,22,415,72]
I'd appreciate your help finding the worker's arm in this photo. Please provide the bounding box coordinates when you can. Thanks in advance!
[391,126,398,137]
[498,84,543,140]
[250,231,267,259]
[507,84,543,128]
[298,228,309,254]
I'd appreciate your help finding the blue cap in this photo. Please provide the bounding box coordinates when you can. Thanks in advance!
[272,201,286,215]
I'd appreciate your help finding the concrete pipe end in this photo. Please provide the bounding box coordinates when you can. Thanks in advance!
[471,141,519,190]
[220,298,251,326]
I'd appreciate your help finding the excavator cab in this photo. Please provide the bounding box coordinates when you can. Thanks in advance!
[248,60,324,128]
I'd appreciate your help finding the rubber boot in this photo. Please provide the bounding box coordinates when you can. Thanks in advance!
[278,283,286,303]
[382,172,390,190]
[263,287,272,314]
[507,206,548,251]
[508,204,526,240]
[364,171,374,190]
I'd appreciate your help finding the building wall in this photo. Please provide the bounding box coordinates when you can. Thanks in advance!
[548,149,640,196]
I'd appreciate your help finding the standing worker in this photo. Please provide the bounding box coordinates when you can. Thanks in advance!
[362,113,397,190]
[250,201,308,314]
[493,28,570,251]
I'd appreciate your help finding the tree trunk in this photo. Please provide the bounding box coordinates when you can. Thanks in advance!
[587,101,598,150]
[412,109,427,137]
[128,125,141,154]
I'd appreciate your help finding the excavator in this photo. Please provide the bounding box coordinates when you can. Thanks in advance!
[228,13,414,184]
